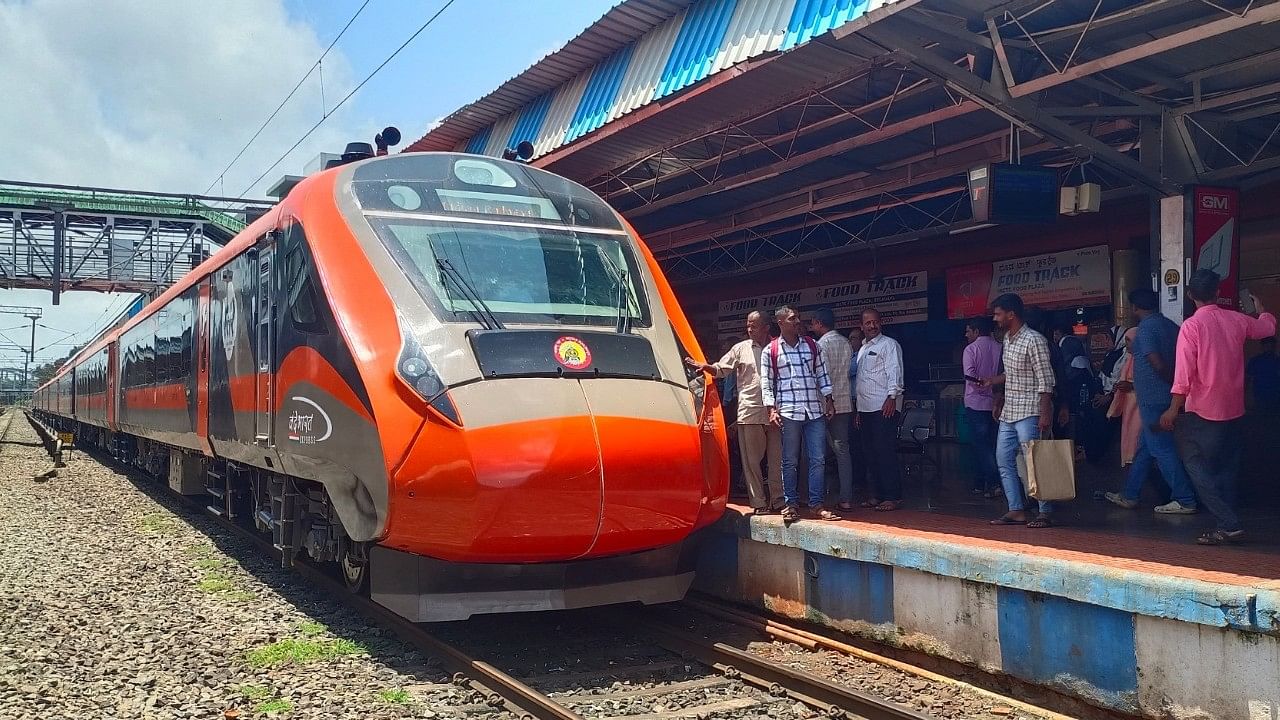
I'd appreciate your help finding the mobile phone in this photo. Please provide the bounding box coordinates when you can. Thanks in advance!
[1240,289,1257,314]
[964,374,983,384]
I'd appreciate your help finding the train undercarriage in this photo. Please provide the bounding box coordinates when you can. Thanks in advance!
[43,415,371,593]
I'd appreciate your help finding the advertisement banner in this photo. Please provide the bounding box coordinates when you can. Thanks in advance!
[1191,186,1241,310]
[716,272,928,343]
[946,245,1112,319]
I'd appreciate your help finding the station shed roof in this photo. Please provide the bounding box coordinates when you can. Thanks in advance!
[412,0,1280,285]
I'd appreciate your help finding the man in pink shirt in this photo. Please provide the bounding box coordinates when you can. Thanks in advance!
[1160,269,1277,545]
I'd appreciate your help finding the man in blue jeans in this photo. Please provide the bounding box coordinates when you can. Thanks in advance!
[760,306,839,524]
[1106,289,1198,514]
[986,293,1058,528]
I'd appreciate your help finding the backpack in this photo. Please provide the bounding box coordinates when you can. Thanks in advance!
[768,336,820,395]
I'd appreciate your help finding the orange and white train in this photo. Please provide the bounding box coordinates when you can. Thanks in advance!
[33,151,728,621]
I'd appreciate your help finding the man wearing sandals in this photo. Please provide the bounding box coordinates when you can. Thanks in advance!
[988,293,1058,529]
[687,311,784,515]
[809,308,857,513]
[854,308,905,512]
[1159,270,1276,545]
[761,306,840,523]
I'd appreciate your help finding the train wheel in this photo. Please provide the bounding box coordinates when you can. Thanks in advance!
[338,539,370,595]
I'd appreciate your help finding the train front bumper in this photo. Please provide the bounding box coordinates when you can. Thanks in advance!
[369,535,702,622]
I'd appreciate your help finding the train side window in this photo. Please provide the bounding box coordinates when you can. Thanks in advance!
[283,240,326,335]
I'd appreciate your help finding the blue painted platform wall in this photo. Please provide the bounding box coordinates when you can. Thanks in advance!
[695,514,1280,720]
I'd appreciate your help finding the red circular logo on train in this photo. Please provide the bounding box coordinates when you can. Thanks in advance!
[553,336,592,370]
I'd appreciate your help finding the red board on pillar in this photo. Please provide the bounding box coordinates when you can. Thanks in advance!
[1191,186,1241,310]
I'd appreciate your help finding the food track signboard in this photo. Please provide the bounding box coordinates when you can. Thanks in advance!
[946,245,1112,319]
[715,272,928,343]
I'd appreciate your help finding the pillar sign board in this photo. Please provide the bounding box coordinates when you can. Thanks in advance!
[1191,186,1241,310]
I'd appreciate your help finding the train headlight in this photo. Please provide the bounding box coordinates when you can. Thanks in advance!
[396,328,461,425]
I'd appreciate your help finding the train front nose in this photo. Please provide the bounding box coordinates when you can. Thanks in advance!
[391,378,705,563]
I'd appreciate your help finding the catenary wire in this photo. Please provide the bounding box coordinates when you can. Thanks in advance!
[202,0,374,194]
[237,0,458,197]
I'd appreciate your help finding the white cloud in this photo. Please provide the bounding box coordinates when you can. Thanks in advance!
[0,0,371,372]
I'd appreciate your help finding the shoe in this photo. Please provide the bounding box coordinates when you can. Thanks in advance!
[1105,492,1138,509]
[1154,500,1197,515]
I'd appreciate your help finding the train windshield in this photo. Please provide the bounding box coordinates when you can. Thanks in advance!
[368,218,650,327]
[351,153,650,327]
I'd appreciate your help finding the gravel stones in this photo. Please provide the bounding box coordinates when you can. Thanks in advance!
[0,413,485,720]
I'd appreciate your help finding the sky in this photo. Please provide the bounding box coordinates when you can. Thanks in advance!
[0,0,619,374]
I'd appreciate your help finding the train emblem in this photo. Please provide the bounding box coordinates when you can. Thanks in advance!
[553,336,592,370]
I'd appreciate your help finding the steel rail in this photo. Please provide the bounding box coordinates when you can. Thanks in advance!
[28,433,585,720]
[637,617,934,720]
[201,513,584,720]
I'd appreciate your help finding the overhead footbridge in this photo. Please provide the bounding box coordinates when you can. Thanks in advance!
[0,180,273,302]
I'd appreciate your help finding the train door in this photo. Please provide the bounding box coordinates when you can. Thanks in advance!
[254,239,276,444]
[107,343,118,429]
[196,280,212,450]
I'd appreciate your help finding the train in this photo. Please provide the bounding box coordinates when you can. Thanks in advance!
[32,149,728,621]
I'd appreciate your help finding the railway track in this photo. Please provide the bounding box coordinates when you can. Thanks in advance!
[22,415,953,720]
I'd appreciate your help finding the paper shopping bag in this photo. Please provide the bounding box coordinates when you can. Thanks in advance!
[1021,439,1076,501]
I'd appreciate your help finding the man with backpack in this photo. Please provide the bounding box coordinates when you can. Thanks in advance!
[760,306,840,523]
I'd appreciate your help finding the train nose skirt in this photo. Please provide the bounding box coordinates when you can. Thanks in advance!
[370,540,698,622]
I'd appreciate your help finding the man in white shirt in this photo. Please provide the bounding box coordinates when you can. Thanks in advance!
[854,308,904,511]
[687,311,783,515]
[808,308,856,512]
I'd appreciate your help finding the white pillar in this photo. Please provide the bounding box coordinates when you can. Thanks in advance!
[1157,194,1189,322]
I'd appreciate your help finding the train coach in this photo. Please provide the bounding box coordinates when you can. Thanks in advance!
[33,150,729,621]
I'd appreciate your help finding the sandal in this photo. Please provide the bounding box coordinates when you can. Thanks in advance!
[1026,514,1054,529]
[781,506,801,524]
[837,502,855,512]
[859,499,880,508]
[750,506,775,516]
[990,513,1027,526]
[873,500,902,512]
[810,506,842,521]
[1197,529,1244,546]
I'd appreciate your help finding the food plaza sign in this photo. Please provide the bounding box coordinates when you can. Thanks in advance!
[716,272,928,341]
[946,245,1112,319]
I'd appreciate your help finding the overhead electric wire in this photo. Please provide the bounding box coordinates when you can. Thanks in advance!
[203,0,374,195]
[238,0,459,197]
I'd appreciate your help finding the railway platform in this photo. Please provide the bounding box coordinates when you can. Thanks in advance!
[695,499,1280,720]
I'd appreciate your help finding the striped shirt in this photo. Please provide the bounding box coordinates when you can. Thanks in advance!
[760,337,833,421]
[1000,325,1055,423]
[817,331,854,414]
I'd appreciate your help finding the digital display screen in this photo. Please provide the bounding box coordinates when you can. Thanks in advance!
[989,164,1059,224]
[435,189,562,221]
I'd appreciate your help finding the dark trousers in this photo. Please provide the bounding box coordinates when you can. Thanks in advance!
[1174,413,1243,531]
[859,411,901,502]
[966,407,1000,492]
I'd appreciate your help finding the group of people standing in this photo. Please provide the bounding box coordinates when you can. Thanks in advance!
[694,268,1273,546]
[964,270,1275,545]
[688,305,904,524]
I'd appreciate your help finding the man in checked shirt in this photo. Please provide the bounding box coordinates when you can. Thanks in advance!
[986,293,1059,529]
[761,306,840,523]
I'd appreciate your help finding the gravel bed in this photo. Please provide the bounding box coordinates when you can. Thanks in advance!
[0,412,496,720]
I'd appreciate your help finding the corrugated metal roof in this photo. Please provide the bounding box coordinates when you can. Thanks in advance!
[406,0,693,153]
[408,0,904,159]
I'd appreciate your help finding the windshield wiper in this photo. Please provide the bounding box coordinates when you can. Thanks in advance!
[594,246,631,334]
[435,257,504,330]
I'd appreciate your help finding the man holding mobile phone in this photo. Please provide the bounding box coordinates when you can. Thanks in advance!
[1160,271,1276,545]
[963,317,1002,497]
